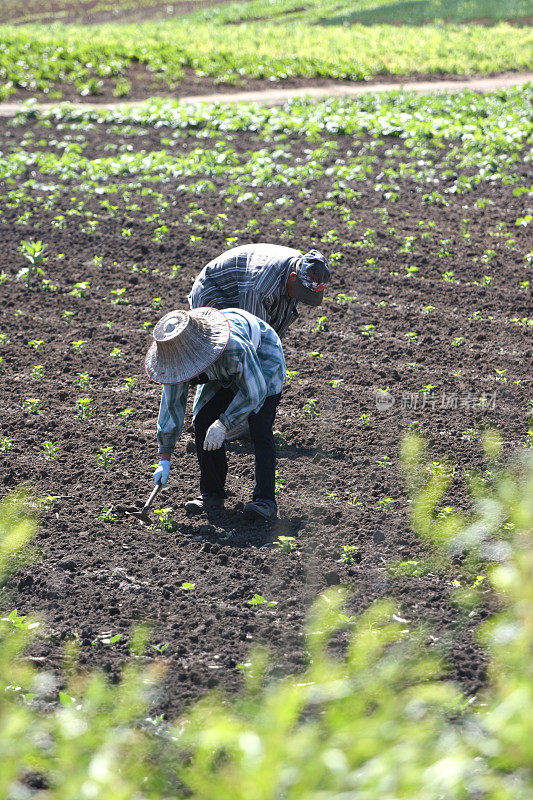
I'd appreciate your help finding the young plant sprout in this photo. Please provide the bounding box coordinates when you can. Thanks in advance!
[17,239,47,288]
[360,324,375,337]
[122,376,137,392]
[110,288,129,304]
[0,437,14,453]
[285,370,299,384]
[31,365,45,380]
[314,315,329,332]
[41,441,59,460]
[140,321,153,331]
[153,507,177,531]
[28,339,44,350]
[74,371,93,389]
[377,497,396,512]
[151,643,169,654]
[61,310,74,323]
[336,545,359,565]
[96,446,114,471]
[71,340,87,352]
[109,347,123,359]
[274,535,296,553]
[22,398,42,415]
[117,408,134,427]
[359,413,371,426]
[70,281,90,297]
[302,398,319,418]
[329,378,344,388]
[98,506,118,523]
[74,397,93,419]
[180,582,195,591]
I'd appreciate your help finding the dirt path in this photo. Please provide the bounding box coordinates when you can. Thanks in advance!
[0,71,530,117]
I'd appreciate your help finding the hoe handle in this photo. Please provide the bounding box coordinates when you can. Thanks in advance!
[143,480,162,513]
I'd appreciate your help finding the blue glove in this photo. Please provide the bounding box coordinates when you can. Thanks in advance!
[153,460,170,486]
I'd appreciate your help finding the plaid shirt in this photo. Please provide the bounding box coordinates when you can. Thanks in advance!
[188,243,300,338]
[157,309,286,454]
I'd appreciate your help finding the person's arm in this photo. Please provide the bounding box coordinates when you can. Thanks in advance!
[218,346,267,431]
[156,382,189,457]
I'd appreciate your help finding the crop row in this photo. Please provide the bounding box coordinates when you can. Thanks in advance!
[1,20,531,100]
[196,0,533,25]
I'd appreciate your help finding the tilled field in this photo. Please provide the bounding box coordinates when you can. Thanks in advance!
[0,93,531,718]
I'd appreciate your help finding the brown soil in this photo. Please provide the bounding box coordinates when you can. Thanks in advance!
[0,114,530,718]
[2,69,532,112]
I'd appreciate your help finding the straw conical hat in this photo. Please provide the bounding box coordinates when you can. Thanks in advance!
[145,308,230,384]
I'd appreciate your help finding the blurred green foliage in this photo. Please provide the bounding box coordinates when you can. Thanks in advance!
[1,436,533,797]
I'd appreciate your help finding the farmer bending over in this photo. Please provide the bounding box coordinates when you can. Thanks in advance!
[146,307,286,522]
[188,243,331,339]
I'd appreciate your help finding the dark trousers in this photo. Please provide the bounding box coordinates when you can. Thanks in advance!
[194,390,281,505]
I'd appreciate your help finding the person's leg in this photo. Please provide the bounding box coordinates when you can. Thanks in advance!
[247,392,282,508]
[194,388,235,498]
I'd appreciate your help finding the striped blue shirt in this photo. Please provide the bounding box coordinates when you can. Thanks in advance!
[157,309,286,454]
[188,243,300,338]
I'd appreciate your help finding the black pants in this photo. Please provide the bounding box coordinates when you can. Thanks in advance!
[194,390,281,505]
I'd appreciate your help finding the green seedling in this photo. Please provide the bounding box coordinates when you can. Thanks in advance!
[329,378,344,388]
[71,340,87,352]
[22,398,42,415]
[41,441,59,461]
[306,350,323,358]
[336,545,359,565]
[70,281,90,297]
[274,535,296,553]
[151,643,169,654]
[247,594,277,607]
[105,321,114,330]
[314,315,329,332]
[405,331,418,343]
[152,297,163,309]
[377,497,396,513]
[286,370,299,384]
[0,437,14,453]
[302,398,319,418]
[274,470,285,494]
[96,446,114,471]
[28,339,44,351]
[376,455,391,468]
[452,337,464,347]
[274,432,288,448]
[181,582,195,591]
[17,239,47,288]
[101,633,122,645]
[110,288,129,305]
[122,376,138,392]
[388,560,425,578]
[61,310,74,323]
[360,324,375,337]
[74,371,93,389]
[30,364,45,380]
[109,347,123,359]
[74,397,93,419]
[37,495,61,511]
[336,293,356,304]
[1,609,40,632]
[98,506,118,523]
[153,507,177,532]
[117,408,134,427]
[359,413,371,426]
